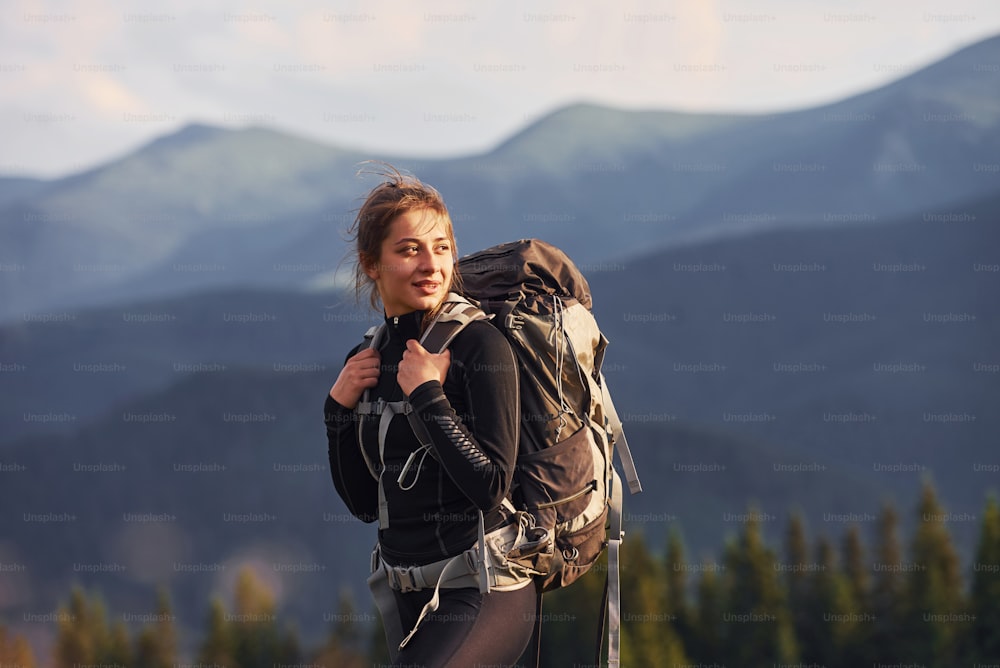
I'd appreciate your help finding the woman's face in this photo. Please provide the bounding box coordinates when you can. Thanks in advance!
[365,207,455,317]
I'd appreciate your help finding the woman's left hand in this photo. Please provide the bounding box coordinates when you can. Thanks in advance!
[398,339,451,396]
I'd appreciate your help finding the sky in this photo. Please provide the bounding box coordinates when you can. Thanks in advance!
[3,0,1000,178]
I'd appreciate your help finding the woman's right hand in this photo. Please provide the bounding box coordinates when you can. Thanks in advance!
[329,348,381,408]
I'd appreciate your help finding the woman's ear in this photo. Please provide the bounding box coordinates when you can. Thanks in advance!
[361,253,379,280]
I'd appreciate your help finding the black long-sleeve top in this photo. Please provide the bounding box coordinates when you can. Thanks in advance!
[324,309,519,566]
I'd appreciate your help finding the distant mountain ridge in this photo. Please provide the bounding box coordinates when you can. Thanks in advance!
[3,190,996,503]
[1,33,999,320]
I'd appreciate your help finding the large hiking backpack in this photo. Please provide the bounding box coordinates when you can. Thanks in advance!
[428,239,643,663]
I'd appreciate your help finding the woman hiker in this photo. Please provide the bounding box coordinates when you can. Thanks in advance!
[323,166,539,666]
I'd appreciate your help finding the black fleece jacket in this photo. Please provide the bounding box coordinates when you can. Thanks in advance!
[324,310,520,566]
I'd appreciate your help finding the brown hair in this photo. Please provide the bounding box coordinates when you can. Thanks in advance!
[347,162,461,316]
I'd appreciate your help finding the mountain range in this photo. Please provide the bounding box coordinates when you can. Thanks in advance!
[1,35,999,320]
[0,32,998,653]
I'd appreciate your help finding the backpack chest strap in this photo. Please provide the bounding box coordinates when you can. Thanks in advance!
[359,397,445,528]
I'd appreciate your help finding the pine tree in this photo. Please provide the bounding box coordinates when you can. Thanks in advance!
[55,588,92,667]
[841,524,869,610]
[869,502,905,665]
[902,480,967,665]
[106,620,133,667]
[0,626,38,668]
[664,529,695,654]
[197,568,304,667]
[691,559,725,665]
[229,566,285,668]
[55,587,115,668]
[368,608,392,666]
[840,524,873,665]
[134,588,177,668]
[314,589,370,668]
[279,626,303,666]
[968,496,1000,662]
[193,566,303,668]
[782,511,811,656]
[535,559,605,666]
[197,598,234,667]
[805,535,856,666]
[719,510,798,665]
[618,532,689,667]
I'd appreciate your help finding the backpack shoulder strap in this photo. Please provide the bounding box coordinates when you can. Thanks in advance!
[356,323,386,418]
[353,323,404,529]
[419,292,491,353]
[401,293,490,465]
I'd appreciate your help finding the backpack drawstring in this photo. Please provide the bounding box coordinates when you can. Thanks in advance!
[397,443,433,490]
[550,295,573,442]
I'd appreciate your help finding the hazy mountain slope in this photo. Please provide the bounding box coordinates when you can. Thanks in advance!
[426,35,1000,253]
[590,190,1000,528]
[0,176,46,209]
[4,193,996,509]
[0,125,371,318]
[0,288,378,442]
[2,35,998,319]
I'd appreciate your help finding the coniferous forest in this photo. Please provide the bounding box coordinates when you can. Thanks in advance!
[4,481,998,667]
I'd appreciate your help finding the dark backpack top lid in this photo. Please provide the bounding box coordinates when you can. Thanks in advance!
[457,238,593,310]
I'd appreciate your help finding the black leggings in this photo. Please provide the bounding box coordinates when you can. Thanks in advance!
[390,583,538,667]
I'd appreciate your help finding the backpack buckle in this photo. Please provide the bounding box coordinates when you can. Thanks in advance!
[505,313,524,330]
[356,397,386,416]
[388,565,419,593]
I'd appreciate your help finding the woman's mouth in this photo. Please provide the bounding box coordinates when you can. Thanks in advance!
[413,280,440,294]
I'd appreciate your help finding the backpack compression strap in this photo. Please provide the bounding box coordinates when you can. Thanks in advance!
[598,373,642,667]
[599,374,643,495]
[607,468,625,665]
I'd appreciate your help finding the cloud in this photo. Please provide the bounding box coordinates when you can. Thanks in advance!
[77,71,147,116]
[2,0,999,176]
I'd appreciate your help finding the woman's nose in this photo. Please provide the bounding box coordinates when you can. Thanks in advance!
[418,249,441,273]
